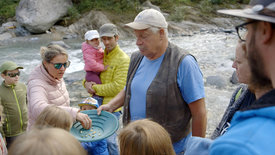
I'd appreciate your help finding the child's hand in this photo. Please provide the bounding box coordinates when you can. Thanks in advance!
[103,65,109,71]
[85,81,96,95]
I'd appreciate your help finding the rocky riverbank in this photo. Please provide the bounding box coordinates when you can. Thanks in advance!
[0,0,245,139]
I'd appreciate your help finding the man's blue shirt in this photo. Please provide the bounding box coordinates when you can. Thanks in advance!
[129,53,205,153]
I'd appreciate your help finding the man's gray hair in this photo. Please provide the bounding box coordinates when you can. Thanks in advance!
[149,27,168,39]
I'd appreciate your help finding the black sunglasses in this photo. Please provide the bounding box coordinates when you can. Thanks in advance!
[7,71,20,77]
[235,20,258,41]
[50,61,71,69]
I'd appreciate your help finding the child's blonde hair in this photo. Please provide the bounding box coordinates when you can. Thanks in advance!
[34,105,73,131]
[118,119,176,155]
[8,127,87,155]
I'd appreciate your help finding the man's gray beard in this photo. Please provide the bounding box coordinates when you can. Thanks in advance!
[248,33,272,90]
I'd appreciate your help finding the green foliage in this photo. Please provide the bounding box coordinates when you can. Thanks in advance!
[0,0,19,20]
[73,0,140,14]
[0,0,250,25]
[64,0,140,24]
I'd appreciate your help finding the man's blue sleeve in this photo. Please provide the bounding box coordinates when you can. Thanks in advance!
[177,55,205,104]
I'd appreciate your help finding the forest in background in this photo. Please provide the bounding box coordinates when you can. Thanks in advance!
[0,0,249,26]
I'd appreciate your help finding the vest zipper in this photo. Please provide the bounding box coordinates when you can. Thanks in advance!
[12,85,23,133]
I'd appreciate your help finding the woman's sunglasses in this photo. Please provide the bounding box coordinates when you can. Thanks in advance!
[7,71,20,77]
[50,61,71,69]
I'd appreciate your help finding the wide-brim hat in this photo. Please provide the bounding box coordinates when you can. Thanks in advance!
[0,61,23,73]
[218,0,275,24]
[78,97,99,109]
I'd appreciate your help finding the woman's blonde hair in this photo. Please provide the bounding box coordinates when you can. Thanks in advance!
[8,127,87,155]
[34,105,73,131]
[40,44,68,63]
[118,119,176,155]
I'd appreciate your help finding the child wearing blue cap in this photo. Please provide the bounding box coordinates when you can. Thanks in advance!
[78,97,109,155]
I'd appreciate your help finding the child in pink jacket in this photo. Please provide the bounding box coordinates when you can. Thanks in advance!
[82,30,106,105]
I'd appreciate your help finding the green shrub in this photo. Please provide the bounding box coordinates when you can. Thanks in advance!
[0,0,19,20]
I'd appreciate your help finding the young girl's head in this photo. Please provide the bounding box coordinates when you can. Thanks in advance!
[34,105,73,131]
[78,97,99,111]
[85,30,100,48]
[9,127,87,155]
[118,119,176,155]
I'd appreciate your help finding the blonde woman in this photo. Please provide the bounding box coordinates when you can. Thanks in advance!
[118,119,175,155]
[27,44,91,130]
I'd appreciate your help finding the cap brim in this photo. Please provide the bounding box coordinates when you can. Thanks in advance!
[124,22,151,30]
[9,66,23,70]
[87,36,99,40]
[78,103,97,109]
[218,9,275,24]
[99,33,115,37]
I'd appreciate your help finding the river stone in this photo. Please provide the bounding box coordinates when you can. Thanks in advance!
[230,71,239,84]
[67,11,112,39]
[0,32,13,41]
[16,0,73,34]
[48,41,71,49]
[206,75,227,89]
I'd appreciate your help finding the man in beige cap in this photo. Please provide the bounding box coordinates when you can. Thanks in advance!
[0,61,28,148]
[84,23,130,155]
[97,9,207,154]
[209,0,275,154]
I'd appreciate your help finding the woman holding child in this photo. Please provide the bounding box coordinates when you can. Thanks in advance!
[27,44,91,130]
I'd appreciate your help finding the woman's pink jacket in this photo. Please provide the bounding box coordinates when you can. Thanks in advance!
[27,64,78,130]
[82,42,104,72]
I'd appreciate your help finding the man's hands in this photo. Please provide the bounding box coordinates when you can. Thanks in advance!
[85,81,96,95]
[97,104,114,115]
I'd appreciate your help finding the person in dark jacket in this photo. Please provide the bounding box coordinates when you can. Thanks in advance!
[210,0,275,154]
[211,41,272,139]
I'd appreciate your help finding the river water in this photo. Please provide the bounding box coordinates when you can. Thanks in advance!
[0,30,240,137]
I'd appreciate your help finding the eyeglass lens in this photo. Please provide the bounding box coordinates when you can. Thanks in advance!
[237,27,247,41]
[7,71,20,77]
[53,61,70,69]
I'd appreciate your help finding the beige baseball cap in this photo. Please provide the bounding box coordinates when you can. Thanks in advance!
[125,9,168,30]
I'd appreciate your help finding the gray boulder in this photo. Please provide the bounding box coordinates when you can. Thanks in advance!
[206,75,227,89]
[67,11,112,38]
[0,32,13,41]
[16,0,73,34]
[48,41,71,49]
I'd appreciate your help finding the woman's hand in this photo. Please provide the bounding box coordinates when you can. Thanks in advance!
[76,112,92,129]
[84,81,96,95]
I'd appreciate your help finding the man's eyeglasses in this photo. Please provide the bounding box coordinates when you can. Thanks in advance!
[7,71,20,77]
[235,20,258,41]
[50,61,71,69]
